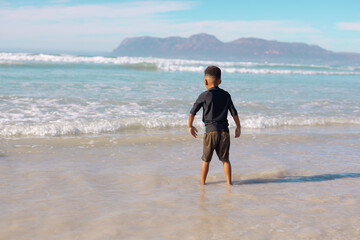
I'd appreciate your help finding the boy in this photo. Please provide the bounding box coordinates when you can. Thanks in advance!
[188,66,241,185]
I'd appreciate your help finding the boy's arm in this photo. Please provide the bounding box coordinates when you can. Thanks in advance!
[188,114,198,138]
[233,115,241,138]
[189,92,206,138]
[228,94,240,138]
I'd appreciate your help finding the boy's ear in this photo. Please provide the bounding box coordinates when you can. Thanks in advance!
[204,78,208,86]
[219,79,222,85]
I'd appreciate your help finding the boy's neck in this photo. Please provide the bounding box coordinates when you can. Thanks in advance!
[206,84,218,90]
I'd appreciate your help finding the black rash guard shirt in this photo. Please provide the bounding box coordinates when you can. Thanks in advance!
[190,86,238,133]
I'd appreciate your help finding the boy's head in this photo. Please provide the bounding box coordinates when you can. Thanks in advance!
[204,66,221,89]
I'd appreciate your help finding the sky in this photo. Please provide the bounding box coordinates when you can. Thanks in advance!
[0,0,359,54]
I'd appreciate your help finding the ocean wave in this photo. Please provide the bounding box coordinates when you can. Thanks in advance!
[1,116,360,137]
[1,52,359,75]
[158,65,360,75]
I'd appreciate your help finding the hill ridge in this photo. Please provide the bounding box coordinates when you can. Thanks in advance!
[113,33,360,65]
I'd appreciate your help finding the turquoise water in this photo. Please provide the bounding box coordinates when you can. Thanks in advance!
[0,52,359,137]
[1,53,360,239]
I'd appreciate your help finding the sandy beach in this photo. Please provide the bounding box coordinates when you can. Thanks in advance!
[1,126,360,239]
[2,0,360,238]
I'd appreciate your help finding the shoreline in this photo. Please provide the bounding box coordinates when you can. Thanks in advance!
[1,124,360,239]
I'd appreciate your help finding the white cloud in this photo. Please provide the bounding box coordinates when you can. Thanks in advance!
[173,20,319,42]
[336,22,360,31]
[0,1,320,52]
[0,1,191,21]
[0,1,193,51]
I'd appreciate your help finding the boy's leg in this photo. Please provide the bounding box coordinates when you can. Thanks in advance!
[222,160,232,185]
[215,131,232,185]
[201,132,215,185]
[200,161,210,185]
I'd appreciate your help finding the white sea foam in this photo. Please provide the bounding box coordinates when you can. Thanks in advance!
[1,52,359,75]
[240,116,360,129]
[1,94,359,137]
[1,115,359,137]
[158,65,360,75]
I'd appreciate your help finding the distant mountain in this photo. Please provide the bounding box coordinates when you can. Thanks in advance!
[113,33,360,65]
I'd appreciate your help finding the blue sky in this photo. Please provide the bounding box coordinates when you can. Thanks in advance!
[0,0,359,53]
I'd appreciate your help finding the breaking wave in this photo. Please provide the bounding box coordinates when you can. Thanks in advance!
[1,116,360,137]
[1,52,359,75]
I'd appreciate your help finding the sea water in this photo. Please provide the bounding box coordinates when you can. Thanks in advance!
[1,52,360,239]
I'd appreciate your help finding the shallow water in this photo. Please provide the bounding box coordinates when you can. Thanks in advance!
[1,53,360,239]
[1,127,360,239]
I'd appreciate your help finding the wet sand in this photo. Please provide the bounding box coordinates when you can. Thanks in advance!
[1,127,360,239]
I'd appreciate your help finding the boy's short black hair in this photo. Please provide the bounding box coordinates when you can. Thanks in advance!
[205,66,221,80]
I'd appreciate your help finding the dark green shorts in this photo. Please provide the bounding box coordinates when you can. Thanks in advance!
[202,131,230,162]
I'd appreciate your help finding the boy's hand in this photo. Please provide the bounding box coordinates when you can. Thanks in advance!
[189,126,198,138]
[235,127,241,138]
